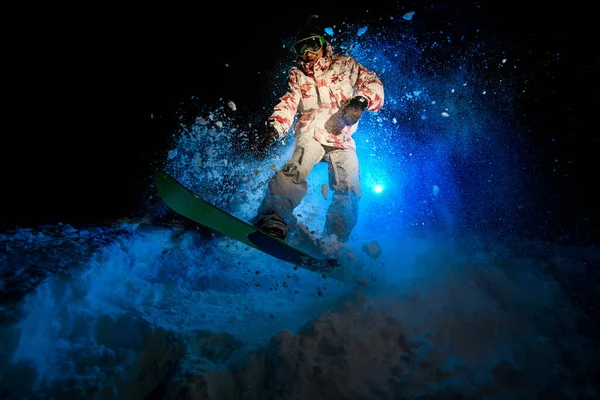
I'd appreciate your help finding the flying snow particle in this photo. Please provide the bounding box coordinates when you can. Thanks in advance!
[432,185,440,197]
[324,27,334,36]
[357,26,368,36]
[228,101,237,111]
[441,112,450,117]
[402,11,415,20]
[361,241,382,259]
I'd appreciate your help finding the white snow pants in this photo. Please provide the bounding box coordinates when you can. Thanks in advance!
[255,134,362,241]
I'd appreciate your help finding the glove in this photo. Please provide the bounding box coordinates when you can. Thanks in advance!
[251,119,279,158]
[340,96,368,126]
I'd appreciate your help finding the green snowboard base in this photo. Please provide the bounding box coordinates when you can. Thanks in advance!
[153,170,343,277]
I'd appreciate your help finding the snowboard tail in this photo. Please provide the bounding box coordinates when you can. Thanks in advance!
[153,170,340,274]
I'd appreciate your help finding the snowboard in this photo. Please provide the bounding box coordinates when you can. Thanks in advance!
[153,170,343,277]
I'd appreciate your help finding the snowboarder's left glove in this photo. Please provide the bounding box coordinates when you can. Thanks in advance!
[340,96,368,126]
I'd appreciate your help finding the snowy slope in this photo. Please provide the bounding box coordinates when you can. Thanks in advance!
[1,220,598,398]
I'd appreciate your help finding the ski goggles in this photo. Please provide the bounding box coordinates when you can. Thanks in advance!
[293,35,325,57]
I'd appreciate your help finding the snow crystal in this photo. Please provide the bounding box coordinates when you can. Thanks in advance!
[402,11,415,21]
[357,26,368,36]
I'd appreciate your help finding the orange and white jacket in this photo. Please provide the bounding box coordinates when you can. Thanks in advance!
[269,43,385,150]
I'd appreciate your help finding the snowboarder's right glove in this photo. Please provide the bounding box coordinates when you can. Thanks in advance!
[325,96,369,135]
[340,96,368,126]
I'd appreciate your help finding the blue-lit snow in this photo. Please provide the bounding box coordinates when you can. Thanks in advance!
[403,11,416,21]
[1,13,599,400]
[3,220,598,398]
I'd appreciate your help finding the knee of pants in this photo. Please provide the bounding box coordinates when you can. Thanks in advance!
[331,183,362,200]
[330,189,361,215]
[327,152,361,198]
[283,139,326,183]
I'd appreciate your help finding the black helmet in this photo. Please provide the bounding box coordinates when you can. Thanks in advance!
[295,19,323,43]
[293,16,325,57]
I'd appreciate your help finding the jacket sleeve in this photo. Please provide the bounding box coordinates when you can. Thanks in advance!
[351,58,385,112]
[269,68,302,138]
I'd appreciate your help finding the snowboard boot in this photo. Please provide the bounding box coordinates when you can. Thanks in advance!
[255,214,288,241]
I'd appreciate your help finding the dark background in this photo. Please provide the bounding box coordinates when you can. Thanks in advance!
[3,2,597,243]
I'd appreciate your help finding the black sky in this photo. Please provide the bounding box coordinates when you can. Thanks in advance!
[3,2,596,242]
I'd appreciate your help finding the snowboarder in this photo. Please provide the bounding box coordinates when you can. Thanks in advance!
[252,16,385,243]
